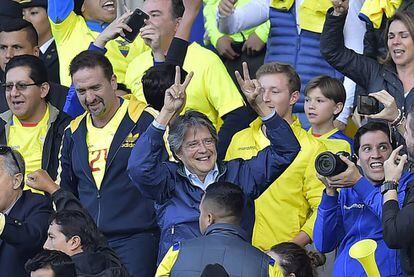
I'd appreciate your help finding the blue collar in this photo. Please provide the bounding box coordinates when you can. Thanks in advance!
[86,20,110,33]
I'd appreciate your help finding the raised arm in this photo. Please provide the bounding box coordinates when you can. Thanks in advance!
[217,0,269,34]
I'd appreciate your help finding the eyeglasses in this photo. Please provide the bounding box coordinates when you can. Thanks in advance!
[1,82,39,92]
[184,138,216,151]
[0,146,22,174]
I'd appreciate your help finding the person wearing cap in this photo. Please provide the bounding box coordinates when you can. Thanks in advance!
[21,0,60,84]
[0,0,23,81]
[48,0,148,87]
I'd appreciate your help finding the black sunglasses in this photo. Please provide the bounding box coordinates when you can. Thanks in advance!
[0,146,22,174]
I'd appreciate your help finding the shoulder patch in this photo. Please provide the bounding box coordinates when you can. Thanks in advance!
[269,258,275,266]
[172,242,180,251]
[69,113,87,132]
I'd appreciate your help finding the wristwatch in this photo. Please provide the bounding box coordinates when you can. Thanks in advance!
[380,181,399,195]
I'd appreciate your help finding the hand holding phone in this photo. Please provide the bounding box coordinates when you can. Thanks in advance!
[357,95,380,115]
[123,8,149,43]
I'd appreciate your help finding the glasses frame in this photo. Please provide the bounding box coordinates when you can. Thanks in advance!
[1,82,39,92]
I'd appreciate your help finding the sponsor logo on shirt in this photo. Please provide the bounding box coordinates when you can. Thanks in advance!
[343,203,365,210]
[122,133,139,148]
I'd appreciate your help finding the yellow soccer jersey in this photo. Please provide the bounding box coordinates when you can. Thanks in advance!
[86,99,128,189]
[124,43,245,129]
[226,117,326,250]
[50,12,148,86]
[8,105,50,193]
[308,127,353,154]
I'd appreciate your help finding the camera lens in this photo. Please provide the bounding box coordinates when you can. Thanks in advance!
[315,151,348,177]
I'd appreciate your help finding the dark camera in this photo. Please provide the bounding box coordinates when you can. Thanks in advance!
[315,151,356,177]
[123,8,149,43]
[357,95,380,115]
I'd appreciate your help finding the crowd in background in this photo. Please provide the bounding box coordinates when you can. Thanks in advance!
[1,0,414,276]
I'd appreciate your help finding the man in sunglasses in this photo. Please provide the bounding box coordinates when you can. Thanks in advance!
[0,54,70,192]
[0,145,52,276]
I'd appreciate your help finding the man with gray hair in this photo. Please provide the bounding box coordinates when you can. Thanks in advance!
[128,65,300,260]
[0,146,52,276]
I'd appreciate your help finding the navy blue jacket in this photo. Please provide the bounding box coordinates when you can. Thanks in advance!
[0,190,52,277]
[60,97,163,239]
[128,112,300,260]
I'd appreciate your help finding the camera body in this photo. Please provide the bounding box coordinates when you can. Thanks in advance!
[315,151,357,177]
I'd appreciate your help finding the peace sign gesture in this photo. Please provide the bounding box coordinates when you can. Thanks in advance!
[163,66,194,116]
[235,62,272,117]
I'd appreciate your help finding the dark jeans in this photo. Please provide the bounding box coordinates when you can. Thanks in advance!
[109,231,160,277]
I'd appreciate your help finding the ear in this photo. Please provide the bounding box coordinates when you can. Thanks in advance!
[69,235,82,251]
[111,74,117,91]
[12,173,23,190]
[289,90,300,106]
[81,2,86,14]
[40,82,50,99]
[33,46,40,57]
[334,102,344,116]
[207,212,215,225]
[174,17,182,32]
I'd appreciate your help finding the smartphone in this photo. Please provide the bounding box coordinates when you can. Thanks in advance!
[357,95,380,115]
[123,8,149,43]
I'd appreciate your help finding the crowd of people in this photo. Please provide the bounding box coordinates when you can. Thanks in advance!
[1,0,414,276]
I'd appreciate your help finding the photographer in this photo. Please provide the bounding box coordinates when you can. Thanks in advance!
[314,122,406,276]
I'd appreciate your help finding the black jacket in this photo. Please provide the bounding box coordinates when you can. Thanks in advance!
[170,223,274,277]
[52,189,130,277]
[383,179,414,276]
[0,104,71,180]
[320,9,414,113]
[40,40,61,84]
[0,190,52,277]
[0,82,68,113]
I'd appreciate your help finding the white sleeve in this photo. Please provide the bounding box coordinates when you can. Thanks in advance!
[217,0,270,34]
[337,0,366,124]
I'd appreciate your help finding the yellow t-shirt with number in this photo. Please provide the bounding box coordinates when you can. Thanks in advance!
[86,100,128,189]
[8,105,50,193]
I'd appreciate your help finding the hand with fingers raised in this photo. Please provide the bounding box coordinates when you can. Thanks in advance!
[94,11,133,48]
[157,66,194,126]
[384,145,407,182]
[235,62,273,118]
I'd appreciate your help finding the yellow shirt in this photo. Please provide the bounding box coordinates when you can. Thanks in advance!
[50,12,148,86]
[125,43,245,129]
[308,127,353,154]
[8,105,50,193]
[86,99,129,189]
[225,117,326,250]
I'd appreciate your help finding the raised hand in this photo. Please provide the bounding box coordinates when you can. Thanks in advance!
[235,62,272,117]
[218,0,237,17]
[384,145,407,182]
[331,0,349,16]
[26,169,59,195]
[183,0,202,16]
[367,90,400,122]
[94,11,133,48]
[163,66,194,116]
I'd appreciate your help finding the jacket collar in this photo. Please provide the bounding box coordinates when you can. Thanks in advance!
[177,161,227,180]
[203,223,248,242]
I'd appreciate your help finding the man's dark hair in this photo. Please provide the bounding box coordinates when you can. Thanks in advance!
[5,54,49,84]
[171,0,185,18]
[50,210,105,252]
[0,18,38,47]
[142,63,187,111]
[25,249,76,277]
[353,121,396,155]
[69,50,114,81]
[203,182,245,223]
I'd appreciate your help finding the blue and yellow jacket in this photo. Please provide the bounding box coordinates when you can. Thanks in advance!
[128,112,300,261]
[59,96,164,238]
